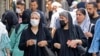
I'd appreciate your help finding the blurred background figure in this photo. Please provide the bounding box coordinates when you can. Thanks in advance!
[45,0,53,28]
[30,0,47,27]
[16,1,25,23]
[70,1,78,11]
[50,1,65,37]
[96,0,100,15]
[51,1,62,13]
[58,0,69,10]
[86,2,100,24]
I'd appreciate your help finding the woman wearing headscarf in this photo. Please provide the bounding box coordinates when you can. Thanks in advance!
[52,11,87,56]
[1,10,18,34]
[0,21,10,56]
[19,12,52,56]
[75,8,92,34]
[10,9,31,56]
[75,8,95,56]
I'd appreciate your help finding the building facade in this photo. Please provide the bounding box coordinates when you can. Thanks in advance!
[0,0,46,19]
[0,0,12,19]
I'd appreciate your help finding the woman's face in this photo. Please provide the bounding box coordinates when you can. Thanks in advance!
[59,15,68,24]
[30,13,40,27]
[31,14,40,21]
[76,11,85,23]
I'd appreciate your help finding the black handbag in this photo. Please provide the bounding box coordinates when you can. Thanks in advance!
[74,25,86,55]
[44,46,56,56]
[77,45,86,55]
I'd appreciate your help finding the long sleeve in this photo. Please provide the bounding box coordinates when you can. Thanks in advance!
[88,19,100,53]
[53,30,59,43]
[10,29,16,51]
[76,25,88,47]
[0,33,11,56]
[52,30,60,53]
[44,28,52,46]
[18,30,27,51]
[0,33,10,49]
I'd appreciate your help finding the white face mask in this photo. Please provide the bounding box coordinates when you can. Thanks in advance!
[16,8,21,13]
[30,19,39,27]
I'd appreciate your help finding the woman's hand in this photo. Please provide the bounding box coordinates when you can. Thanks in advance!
[38,40,48,47]
[67,39,82,48]
[6,48,10,56]
[67,40,78,48]
[85,32,93,38]
[92,53,97,56]
[7,53,10,56]
[54,43,61,49]
[26,39,36,46]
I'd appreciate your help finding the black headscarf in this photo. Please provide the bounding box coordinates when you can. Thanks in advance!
[15,9,32,33]
[77,2,86,9]
[1,10,18,33]
[22,9,31,24]
[59,11,75,40]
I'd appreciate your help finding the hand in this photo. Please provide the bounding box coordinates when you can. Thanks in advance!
[67,40,78,48]
[26,39,35,46]
[92,53,97,56]
[7,54,10,56]
[6,48,10,56]
[38,40,48,47]
[85,32,93,38]
[54,43,61,49]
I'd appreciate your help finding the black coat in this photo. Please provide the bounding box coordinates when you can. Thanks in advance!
[19,27,52,56]
[52,25,87,56]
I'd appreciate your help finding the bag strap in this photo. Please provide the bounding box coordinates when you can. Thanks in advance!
[88,23,94,32]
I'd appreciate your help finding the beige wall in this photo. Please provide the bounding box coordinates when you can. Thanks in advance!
[0,0,11,19]
[0,0,6,19]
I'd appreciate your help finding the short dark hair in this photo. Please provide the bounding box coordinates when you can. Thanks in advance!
[96,0,100,3]
[17,1,25,5]
[86,2,97,8]
[31,0,38,3]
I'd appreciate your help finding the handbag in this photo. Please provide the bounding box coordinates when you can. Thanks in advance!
[77,45,86,55]
[74,25,86,55]
[97,51,100,56]
[44,46,56,56]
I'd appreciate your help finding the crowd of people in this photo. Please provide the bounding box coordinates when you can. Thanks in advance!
[0,0,100,56]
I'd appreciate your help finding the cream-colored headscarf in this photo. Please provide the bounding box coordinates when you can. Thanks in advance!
[75,9,91,33]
